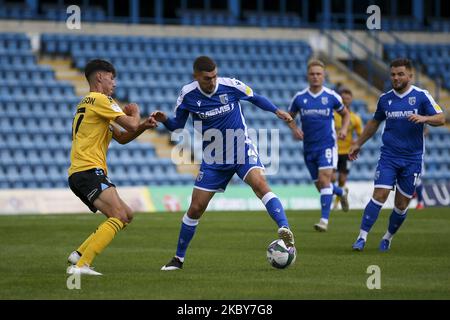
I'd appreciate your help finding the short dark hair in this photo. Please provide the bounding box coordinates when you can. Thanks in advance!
[193,56,216,73]
[84,59,116,81]
[339,88,353,96]
[390,58,413,70]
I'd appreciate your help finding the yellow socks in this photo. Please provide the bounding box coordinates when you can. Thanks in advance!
[76,217,124,267]
[77,226,101,255]
[333,196,341,208]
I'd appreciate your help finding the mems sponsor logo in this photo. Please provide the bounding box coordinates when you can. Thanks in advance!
[197,103,235,119]
[300,109,330,117]
[385,109,418,119]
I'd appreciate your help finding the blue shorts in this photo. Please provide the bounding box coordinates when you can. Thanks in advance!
[304,146,337,181]
[374,156,422,198]
[194,156,264,192]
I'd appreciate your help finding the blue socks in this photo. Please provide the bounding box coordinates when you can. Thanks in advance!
[175,213,199,260]
[320,186,334,221]
[261,192,289,228]
[360,198,383,233]
[387,207,408,236]
[332,183,344,197]
[358,197,409,243]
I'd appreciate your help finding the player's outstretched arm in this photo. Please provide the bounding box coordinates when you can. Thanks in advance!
[247,94,278,113]
[246,93,293,123]
[348,119,381,160]
[151,110,168,123]
[275,109,293,123]
[407,113,445,127]
[115,103,141,133]
[112,116,158,145]
[287,111,303,140]
[151,109,189,131]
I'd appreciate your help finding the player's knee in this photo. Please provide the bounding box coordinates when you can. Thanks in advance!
[109,206,130,224]
[317,179,329,189]
[126,212,134,224]
[116,213,130,225]
[253,182,270,199]
[125,207,134,223]
[372,193,388,204]
[187,203,206,219]
[394,201,409,211]
[373,188,390,202]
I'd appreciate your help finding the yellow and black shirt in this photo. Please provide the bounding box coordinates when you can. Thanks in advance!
[68,92,125,176]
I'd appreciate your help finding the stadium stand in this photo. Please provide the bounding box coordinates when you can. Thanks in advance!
[384,43,450,90]
[1,29,449,189]
[0,33,194,189]
[40,33,315,186]
[0,0,449,190]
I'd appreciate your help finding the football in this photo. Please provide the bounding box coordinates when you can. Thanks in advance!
[266,239,296,269]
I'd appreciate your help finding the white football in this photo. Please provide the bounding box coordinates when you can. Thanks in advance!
[266,239,296,269]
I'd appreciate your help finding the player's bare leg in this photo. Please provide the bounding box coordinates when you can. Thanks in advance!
[161,188,215,270]
[331,170,340,210]
[244,168,295,248]
[117,196,134,224]
[338,171,349,212]
[338,172,348,189]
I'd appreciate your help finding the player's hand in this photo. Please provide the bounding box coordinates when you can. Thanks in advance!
[124,103,140,116]
[276,110,293,123]
[292,128,304,140]
[407,114,427,124]
[142,116,158,129]
[348,143,361,161]
[338,129,347,140]
[151,110,168,123]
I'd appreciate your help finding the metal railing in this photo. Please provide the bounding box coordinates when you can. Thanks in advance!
[322,29,389,91]
[366,30,444,100]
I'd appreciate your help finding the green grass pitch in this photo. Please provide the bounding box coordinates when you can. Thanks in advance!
[1,208,449,299]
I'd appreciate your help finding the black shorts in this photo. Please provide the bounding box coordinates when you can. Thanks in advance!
[68,168,115,213]
[337,154,351,174]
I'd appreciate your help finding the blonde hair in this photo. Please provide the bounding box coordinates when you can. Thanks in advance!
[307,59,325,71]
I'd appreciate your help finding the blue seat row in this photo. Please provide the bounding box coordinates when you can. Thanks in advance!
[245,12,302,28]
[42,34,311,58]
[384,43,450,89]
[0,4,106,22]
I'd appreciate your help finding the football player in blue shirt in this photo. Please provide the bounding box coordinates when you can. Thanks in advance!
[151,56,296,270]
[287,60,351,232]
[349,58,445,252]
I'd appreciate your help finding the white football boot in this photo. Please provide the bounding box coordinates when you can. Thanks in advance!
[314,220,328,232]
[278,227,295,248]
[66,264,102,276]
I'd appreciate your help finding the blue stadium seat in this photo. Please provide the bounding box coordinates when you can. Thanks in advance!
[3,32,448,189]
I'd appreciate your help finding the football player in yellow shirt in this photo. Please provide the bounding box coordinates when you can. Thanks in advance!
[66,59,157,275]
[333,88,363,210]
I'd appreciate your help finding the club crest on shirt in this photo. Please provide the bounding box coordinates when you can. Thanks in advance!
[219,94,229,105]
[303,99,308,104]
[409,96,416,105]
[388,100,392,105]
[197,100,202,107]
[321,97,328,105]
